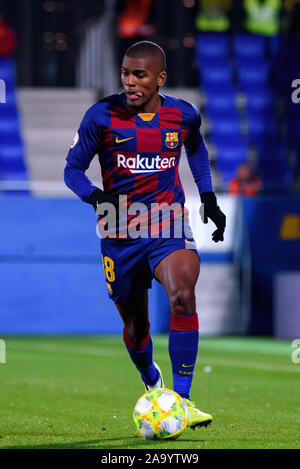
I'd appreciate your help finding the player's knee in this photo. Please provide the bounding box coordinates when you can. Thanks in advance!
[170,287,195,315]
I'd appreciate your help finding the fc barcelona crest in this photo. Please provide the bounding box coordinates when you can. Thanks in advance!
[165,132,179,149]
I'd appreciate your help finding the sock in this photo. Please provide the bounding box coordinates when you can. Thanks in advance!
[169,313,199,400]
[123,328,159,386]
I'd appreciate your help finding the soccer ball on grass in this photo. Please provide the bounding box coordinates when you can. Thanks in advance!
[133,388,188,440]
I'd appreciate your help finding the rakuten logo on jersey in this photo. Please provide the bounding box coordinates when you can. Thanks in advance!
[117,153,176,174]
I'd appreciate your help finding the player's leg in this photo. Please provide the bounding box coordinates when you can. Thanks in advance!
[153,248,212,427]
[154,248,200,400]
[153,247,212,427]
[116,291,163,389]
[101,237,164,390]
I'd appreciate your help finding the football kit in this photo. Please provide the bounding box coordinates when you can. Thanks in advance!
[64,92,213,303]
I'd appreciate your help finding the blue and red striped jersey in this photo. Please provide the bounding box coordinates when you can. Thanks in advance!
[64,92,213,208]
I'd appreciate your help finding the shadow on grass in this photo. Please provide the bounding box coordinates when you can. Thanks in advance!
[2,435,207,450]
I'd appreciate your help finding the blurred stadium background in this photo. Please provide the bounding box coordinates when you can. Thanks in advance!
[0,0,300,339]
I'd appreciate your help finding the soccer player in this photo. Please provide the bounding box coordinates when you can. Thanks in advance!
[64,41,226,429]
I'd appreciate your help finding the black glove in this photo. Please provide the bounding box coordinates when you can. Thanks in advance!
[88,189,119,218]
[200,192,226,243]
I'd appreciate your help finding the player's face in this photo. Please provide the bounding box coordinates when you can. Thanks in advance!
[121,55,166,110]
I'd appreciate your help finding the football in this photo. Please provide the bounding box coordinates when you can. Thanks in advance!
[133,388,188,440]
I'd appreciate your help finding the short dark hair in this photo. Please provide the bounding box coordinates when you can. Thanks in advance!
[124,41,166,72]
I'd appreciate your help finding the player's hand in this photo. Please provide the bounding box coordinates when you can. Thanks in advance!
[88,189,119,217]
[89,189,130,238]
[199,192,226,243]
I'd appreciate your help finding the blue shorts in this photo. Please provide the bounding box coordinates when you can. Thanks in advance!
[100,233,199,304]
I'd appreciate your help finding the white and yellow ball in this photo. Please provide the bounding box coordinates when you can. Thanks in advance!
[133,388,188,440]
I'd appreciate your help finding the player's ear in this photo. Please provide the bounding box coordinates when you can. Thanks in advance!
[157,71,166,87]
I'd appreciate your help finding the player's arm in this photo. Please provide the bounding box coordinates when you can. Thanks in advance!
[64,107,118,213]
[184,106,226,242]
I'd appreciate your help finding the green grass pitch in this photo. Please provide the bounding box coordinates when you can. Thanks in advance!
[0,336,299,449]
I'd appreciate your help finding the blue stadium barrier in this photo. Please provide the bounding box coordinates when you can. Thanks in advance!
[239,196,300,335]
[0,197,171,335]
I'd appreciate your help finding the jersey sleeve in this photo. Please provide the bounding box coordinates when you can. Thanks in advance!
[184,104,214,194]
[64,106,102,202]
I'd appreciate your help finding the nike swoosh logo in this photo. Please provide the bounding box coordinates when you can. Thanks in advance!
[115,137,134,143]
[182,364,194,368]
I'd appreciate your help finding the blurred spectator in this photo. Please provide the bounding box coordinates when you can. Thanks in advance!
[243,0,281,36]
[118,0,155,38]
[229,162,261,196]
[0,12,17,57]
[196,0,233,32]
